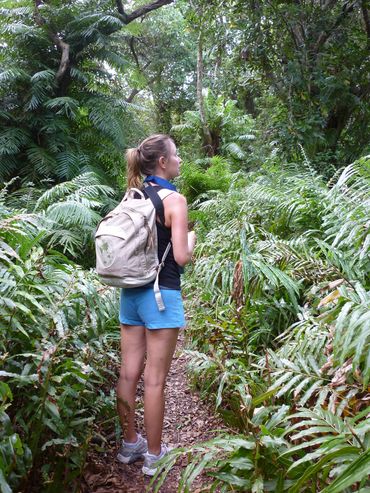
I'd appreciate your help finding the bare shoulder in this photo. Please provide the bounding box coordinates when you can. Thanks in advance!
[163,191,187,207]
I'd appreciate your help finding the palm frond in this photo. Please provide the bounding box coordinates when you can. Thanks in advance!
[224,142,247,160]
[0,68,29,86]
[0,128,32,155]
[44,97,79,120]
[86,97,125,146]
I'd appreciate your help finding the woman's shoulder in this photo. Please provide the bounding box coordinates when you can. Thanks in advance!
[164,190,186,202]
[163,191,187,209]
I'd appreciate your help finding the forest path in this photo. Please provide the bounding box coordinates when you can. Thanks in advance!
[82,333,227,492]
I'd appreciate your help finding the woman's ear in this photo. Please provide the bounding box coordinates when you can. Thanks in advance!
[158,155,167,169]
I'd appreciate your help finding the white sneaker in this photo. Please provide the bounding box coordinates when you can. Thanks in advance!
[142,444,171,476]
[117,433,148,464]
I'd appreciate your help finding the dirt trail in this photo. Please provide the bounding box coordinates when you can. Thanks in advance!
[82,336,227,492]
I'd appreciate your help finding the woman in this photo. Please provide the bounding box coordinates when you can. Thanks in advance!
[116,134,196,476]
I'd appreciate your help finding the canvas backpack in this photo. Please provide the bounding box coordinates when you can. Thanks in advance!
[95,185,174,311]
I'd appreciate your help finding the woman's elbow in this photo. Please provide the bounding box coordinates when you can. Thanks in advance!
[174,252,191,267]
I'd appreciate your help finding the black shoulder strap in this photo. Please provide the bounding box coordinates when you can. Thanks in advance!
[143,185,165,225]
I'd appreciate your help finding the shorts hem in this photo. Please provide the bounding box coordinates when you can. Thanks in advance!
[120,319,143,326]
[146,323,185,330]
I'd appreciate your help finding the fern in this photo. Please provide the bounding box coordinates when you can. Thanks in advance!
[0,202,119,490]
[184,160,370,491]
[281,407,370,492]
[44,97,79,119]
[331,285,370,385]
[0,128,32,155]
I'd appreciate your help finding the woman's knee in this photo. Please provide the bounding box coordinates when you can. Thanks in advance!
[119,365,143,385]
[143,368,167,391]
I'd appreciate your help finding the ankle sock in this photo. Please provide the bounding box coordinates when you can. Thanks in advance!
[123,434,139,447]
[147,446,164,458]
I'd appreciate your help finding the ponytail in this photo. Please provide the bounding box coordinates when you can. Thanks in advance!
[126,148,143,189]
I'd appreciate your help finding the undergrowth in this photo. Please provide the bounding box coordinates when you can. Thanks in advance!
[0,181,119,492]
[152,158,370,492]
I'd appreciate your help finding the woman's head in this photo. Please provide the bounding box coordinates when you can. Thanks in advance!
[126,134,179,189]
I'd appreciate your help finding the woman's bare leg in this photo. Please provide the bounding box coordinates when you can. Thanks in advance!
[144,328,179,455]
[117,324,146,442]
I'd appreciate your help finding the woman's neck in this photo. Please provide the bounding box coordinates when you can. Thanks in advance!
[150,171,168,180]
[144,175,177,191]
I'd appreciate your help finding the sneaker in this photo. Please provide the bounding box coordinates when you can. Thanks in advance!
[142,444,171,476]
[117,433,148,464]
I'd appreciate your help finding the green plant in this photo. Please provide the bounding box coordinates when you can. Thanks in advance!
[177,156,232,204]
[180,158,370,492]
[0,186,120,491]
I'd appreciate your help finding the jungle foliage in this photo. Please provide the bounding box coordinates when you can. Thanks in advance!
[178,0,370,169]
[153,157,370,492]
[0,178,121,492]
[0,0,183,185]
[1,0,370,491]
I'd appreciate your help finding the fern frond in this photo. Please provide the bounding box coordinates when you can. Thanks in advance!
[86,97,125,145]
[224,142,246,160]
[280,407,370,493]
[26,145,57,175]
[93,49,128,70]
[0,68,29,86]
[44,97,79,119]
[43,201,100,227]
[70,67,88,84]
[0,128,31,155]
[332,285,370,385]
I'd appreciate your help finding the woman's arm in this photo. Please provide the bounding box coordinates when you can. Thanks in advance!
[164,193,196,266]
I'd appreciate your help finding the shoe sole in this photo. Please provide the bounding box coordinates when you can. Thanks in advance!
[117,452,145,465]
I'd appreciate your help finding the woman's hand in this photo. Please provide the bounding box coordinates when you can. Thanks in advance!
[188,231,196,254]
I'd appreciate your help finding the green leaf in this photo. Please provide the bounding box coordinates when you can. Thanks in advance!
[321,449,370,493]
[44,400,60,420]
[288,447,360,493]
[0,371,38,383]
[41,436,78,451]
[0,382,13,402]
[0,469,12,493]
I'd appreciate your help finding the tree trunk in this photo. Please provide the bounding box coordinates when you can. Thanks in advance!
[197,30,214,157]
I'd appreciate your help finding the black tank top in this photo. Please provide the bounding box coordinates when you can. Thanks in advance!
[136,186,182,290]
[156,225,183,289]
[155,187,182,290]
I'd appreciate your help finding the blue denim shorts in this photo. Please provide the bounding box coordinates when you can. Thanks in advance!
[119,287,185,329]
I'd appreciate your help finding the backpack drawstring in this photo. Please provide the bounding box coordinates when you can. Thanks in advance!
[153,242,172,311]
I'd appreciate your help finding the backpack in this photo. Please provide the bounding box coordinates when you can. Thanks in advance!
[95,185,174,311]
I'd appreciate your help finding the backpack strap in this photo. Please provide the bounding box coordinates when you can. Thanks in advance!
[143,184,175,312]
[123,188,145,201]
[143,184,167,225]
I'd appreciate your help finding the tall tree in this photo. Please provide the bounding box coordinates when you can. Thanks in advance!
[0,0,174,184]
[231,0,370,167]
[116,4,197,133]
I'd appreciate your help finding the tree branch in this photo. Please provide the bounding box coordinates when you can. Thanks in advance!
[129,37,140,67]
[361,0,370,42]
[52,37,70,84]
[125,74,157,102]
[313,1,357,53]
[33,0,71,86]
[116,0,174,24]
[115,0,129,23]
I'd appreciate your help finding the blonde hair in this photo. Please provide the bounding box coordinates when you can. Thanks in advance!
[126,134,174,189]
